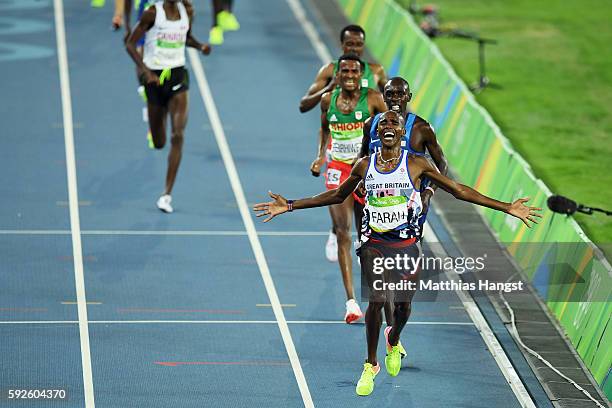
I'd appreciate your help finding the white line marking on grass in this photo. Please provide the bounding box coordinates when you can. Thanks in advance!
[53,0,95,406]
[187,49,314,408]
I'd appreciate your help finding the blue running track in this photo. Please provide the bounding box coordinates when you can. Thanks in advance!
[0,0,533,406]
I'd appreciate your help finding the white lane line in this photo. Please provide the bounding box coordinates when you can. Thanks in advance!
[0,320,475,325]
[187,49,314,408]
[53,0,95,406]
[0,230,335,236]
[286,0,333,63]
[423,224,536,408]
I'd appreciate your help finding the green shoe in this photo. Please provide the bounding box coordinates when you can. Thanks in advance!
[147,130,154,149]
[209,26,224,45]
[218,10,240,31]
[385,345,402,377]
[384,326,407,359]
[91,0,105,7]
[356,362,380,396]
[398,340,407,359]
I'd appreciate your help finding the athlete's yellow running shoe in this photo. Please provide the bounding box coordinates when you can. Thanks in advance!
[356,362,380,396]
[147,130,154,149]
[384,326,407,359]
[209,26,224,45]
[91,0,105,8]
[384,326,403,376]
[218,10,240,31]
[385,346,402,377]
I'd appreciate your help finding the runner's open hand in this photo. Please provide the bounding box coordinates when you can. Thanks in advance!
[253,191,289,222]
[507,197,542,228]
[310,157,325,177]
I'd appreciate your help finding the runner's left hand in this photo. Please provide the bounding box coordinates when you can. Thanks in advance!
[310,157,325,177]
[507,197,542,228]
[112,14,123,31]
[200,43,211,55]
[253,191,289,222]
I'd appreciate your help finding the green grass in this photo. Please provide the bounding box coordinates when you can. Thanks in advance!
[402,0,612,252]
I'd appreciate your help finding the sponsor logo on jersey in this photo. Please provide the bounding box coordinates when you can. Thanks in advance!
[361,78,369,87]
[330,121,364,132]
[355,111,362,120]
[366,173,375,181]
[329,114,338,122]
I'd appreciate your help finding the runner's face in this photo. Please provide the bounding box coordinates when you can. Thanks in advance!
[378,112,405,148]
[341,31,365,57]
[384,83,411,113]
[338,60,362,92]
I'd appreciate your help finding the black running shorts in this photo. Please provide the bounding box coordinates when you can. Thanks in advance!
[358,238,421,303]
[142,66,190,106]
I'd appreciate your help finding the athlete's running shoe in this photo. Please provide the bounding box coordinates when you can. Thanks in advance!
[356,362,380,396]
[218,10,240,31]
[384,326,407,359]
[146,130,154,149]
[385,344,401,377]
[383,327,403,377]
[209,26,224,45]
[156,194,173,213]
[345,299,363,324]
[325,231,338,262]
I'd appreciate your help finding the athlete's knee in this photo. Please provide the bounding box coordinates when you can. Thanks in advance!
[367,300,385,312]
[170,131,184,147]
[335,226,351,243]
[394,301,411,316]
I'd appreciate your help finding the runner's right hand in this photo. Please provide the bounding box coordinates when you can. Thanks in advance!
[253,191,289,223]
[144,70,160,86]
[310,157,325,177]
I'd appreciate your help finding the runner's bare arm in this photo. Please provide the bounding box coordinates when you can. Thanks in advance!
[184,4,211,54]
[418,120,448,178]
[367,89,387,115]
[254,158,369,222]
[123,0,132,40]
[416,156,542,227]
[126,7,156,75]
[415,120,448,211]
[358,116,373,159]
[371,63,387,92]
[310,92,332,176]
[299,63,335,113]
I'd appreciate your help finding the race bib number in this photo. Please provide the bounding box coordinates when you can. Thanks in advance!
[367,196,410,232]
[326,168,342,186]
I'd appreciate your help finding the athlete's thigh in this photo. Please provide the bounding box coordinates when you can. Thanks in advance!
[328,194,354,230]
[168,91,189,132]
[359,245,387,302]
[148,102,168,143]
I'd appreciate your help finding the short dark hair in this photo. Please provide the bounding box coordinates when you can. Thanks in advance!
[385,76,411,93]
[337,54,365,71]
[340,25,366,43]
